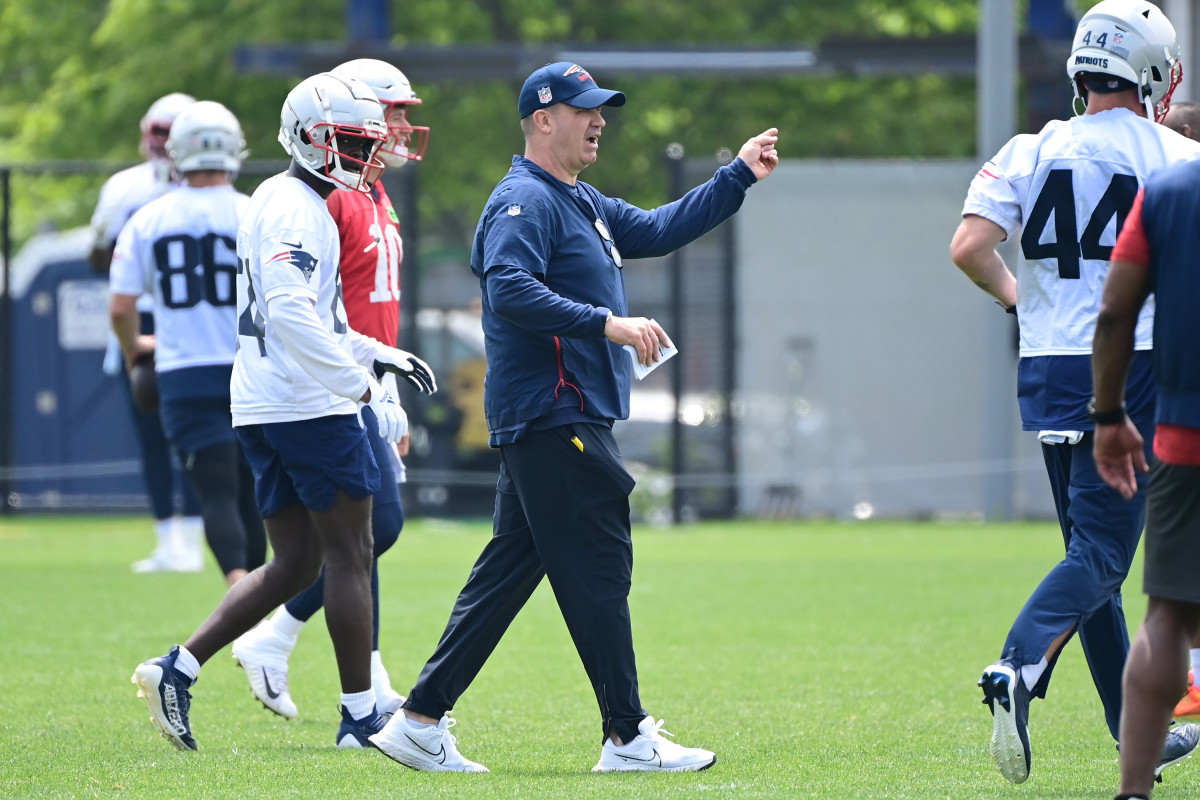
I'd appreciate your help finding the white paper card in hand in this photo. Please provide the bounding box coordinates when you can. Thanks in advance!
[624,342,678,380]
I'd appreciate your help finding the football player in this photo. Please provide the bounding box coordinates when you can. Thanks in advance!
[950,0,1200,784]
[91,92,205,573]
[131,72,437,752]
[232,58,429,720]
[109,100,266,587]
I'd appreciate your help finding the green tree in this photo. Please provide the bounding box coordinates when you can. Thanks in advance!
[2,0,991,251]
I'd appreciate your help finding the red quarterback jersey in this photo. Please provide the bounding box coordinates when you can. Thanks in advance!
[328,183,403,346]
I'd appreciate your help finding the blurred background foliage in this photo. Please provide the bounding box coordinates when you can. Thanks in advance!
[1,0,1039,250]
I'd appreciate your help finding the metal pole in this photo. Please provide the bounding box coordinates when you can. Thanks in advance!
[1,168,12,513]
[667,145,685,524]
[979,0,1019,520]
[393,166,420,348]
[720,174,739,519]
[346,0,390,46]
[1163,0,1194,102]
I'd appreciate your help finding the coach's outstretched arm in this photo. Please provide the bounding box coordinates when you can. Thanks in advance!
[736,128,780,180]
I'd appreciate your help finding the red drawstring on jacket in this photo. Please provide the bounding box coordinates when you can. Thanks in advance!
[552,336,584,411]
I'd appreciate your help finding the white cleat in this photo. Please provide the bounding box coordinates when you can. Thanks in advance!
[131,548,190,573]
[232,621,298,719]
[371,652,406,716]
[171,547,204,573]
[375,685,406,718]
[370,713,489,772]
[592,716,716,772]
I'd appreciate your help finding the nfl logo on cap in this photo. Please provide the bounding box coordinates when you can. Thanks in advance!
[538,86,552,104]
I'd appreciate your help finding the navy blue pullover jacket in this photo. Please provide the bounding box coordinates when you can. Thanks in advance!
[471,154,757,446]
[1140,159,1200,429]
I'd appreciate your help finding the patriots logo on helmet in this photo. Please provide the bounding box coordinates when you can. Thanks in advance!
[268,241,319,282]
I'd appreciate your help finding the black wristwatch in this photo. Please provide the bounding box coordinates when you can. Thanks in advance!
[1087,401,1128,426]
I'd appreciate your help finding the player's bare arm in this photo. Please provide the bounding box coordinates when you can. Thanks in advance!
[108,292,155,370]
[949,214,1018,308]
[1091,258,1153,499]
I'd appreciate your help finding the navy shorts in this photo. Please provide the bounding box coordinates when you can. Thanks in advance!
[159,396,236,458]
[236,414,380,518]
[1144,459,1200,605]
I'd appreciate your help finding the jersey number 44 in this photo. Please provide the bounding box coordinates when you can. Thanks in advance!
[1020,169,1137,279]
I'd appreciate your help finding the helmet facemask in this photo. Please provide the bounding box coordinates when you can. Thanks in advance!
[1149,57,1184,123]
[379,103,430,167]
[308,122,386,192]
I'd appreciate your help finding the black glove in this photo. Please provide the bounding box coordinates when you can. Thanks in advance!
[373,347,437,394]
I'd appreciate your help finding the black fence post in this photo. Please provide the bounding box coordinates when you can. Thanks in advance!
[666,144,685,524]
[720,172,738,518]
[1,167,12,513]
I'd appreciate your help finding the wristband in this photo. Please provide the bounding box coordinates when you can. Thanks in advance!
[1087,401,1127,426]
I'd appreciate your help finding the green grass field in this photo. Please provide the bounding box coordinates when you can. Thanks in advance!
[0,515,1193,799]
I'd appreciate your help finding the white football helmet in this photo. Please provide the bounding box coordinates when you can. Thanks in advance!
[330,59,429,167]
[1067,0,1182,122]
[278,73,387,192]
[139,92,196,160]
[166,100,249,174]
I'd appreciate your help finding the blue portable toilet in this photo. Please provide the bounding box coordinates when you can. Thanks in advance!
[6,227,145,511]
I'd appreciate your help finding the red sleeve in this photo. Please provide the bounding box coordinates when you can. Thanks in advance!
[1111,188,1150,267]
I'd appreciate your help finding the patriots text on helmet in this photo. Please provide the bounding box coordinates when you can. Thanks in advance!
[1075,55,1110,68]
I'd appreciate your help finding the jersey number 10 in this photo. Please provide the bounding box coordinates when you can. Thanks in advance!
[1020,169,1138,279]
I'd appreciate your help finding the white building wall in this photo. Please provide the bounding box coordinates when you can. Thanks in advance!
[735,160,1054,519]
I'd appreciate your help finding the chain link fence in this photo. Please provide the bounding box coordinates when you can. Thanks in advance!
[1,154,739,521]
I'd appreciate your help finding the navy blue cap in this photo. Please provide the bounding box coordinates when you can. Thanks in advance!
[518,62,626,118]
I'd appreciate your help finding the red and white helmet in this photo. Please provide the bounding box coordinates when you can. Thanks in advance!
[278,73,387,192]
[139,92,196,160]
[330,59,429,167]
[1067,0,1182,122]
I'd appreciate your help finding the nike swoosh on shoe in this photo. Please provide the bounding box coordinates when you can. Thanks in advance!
[406,734,448,764]
[618,748,662,766]
[262,669,281,699]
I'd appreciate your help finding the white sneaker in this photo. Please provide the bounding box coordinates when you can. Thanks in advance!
[370,713,489,772]
[175,517,205,572]
[131,551,172,573]
[371,651,406,716]
[592,716,716,772]
[171,546,204,573]
[131,547,185,573]
[231,621,298,719]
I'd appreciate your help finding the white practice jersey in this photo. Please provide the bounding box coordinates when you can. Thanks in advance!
[110,185,248,373]
[963,108,1200,357]
[232,174,375,426]
[92,160,176,313]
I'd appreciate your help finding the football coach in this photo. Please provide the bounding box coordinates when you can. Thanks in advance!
[371,61,779,773]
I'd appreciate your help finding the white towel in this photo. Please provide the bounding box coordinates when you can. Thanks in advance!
[1038,430,1084,445]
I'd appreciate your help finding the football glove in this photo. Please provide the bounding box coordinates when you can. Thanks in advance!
[373,346,437,394]
[363,375,409,443]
